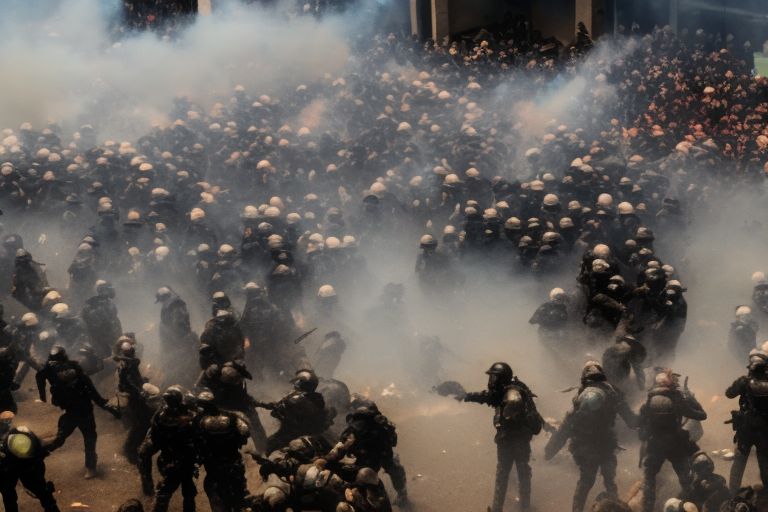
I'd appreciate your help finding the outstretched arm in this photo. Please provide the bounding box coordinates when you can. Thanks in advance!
[463,390,491,405]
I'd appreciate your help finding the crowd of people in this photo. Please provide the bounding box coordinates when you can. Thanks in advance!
[1,5,768,511]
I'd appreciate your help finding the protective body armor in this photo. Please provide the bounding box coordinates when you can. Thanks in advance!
[272,391,329,436]
[747,378,768,415]
[199,411,248,465]
[150,407,197,463]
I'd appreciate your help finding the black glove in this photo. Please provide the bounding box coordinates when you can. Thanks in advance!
[104,404,122,419]
[258,460,276,480]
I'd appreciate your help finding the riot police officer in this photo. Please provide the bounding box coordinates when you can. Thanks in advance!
[81,280,123,358]
[0,413,60,512]
[638,369,707,512]
[196,359,267,451]
[199,310,244,364]
[728,305,759,361]
[725,348,768,492]
[115,341,151,465]
[156,286,196,352]
[326,401,408,505]
[463,362,544,512]
[601,334,647,392]
[688,451,729,511]
[35,345,120,479]
[138,385,199,512]
[11,249,48,312]
[545,361,637,512]
[0,347,19,413]
[263,369,332,453]
[195,390,250,512]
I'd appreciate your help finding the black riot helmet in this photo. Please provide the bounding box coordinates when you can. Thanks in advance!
[291,369,319,392]
[162,385,185,409]
[48,345,68,362]
[486,362,513,389]
[117,499,144,512]
[195,389,217,414]
[691,451,715,475]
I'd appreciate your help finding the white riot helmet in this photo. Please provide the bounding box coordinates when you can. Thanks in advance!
[593,244,610,259]
[190,207,205,221]
[317,284,336,299]
[542,194,559,207]
[50,303,70,319]
[549,288,566,302]
[21,312,39,327]
[617,202,634,215]
[597,193,613,209]
[592,259,610,273]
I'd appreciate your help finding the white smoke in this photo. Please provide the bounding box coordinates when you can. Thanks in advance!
[0,0,350,139]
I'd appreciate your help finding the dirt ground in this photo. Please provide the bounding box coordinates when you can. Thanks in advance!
[9,371,763,512]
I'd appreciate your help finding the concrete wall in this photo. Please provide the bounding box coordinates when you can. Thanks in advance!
[411,0,608,44]
[532,0,576,43]
[447,0,529,36]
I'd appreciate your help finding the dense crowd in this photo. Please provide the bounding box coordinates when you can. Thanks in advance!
[1,9,768,512]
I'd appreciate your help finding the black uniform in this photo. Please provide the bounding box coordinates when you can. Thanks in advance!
[725,360,768,492]
[35,350,119,472]
[0,427,60,512]
[0,346,19,413]
[196,361,267,451]
[638,375,707,512]
[464,364,543,512]
[53,315,90,351]
[138,390,198,512]
[8,320,42,387]
[159,293,196,351]
[11,252,48,312]
[752,283,768,315]
[729,318,758,361]
[116,353,151,465]
[265,375,331,453]
[157,292,197,385]
[196,399,250,512]
[688,452,729,512]
[528,299,568,349]
[545,366,637,512]
[328,404,408,503]
[199,314,244,364]
[601,335,646,391]
[81,294,123,358]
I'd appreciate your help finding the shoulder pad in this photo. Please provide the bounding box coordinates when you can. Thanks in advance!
[236,417,250,436]
[504,387,523,403]
[200,415,231,432]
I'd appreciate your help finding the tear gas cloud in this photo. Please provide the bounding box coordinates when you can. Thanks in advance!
[0,0,350,139]
[0,0,752,396]
[2,2,768,509]
[0,0,641,394]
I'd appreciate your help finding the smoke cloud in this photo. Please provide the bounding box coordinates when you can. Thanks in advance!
[0,0,350,139]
